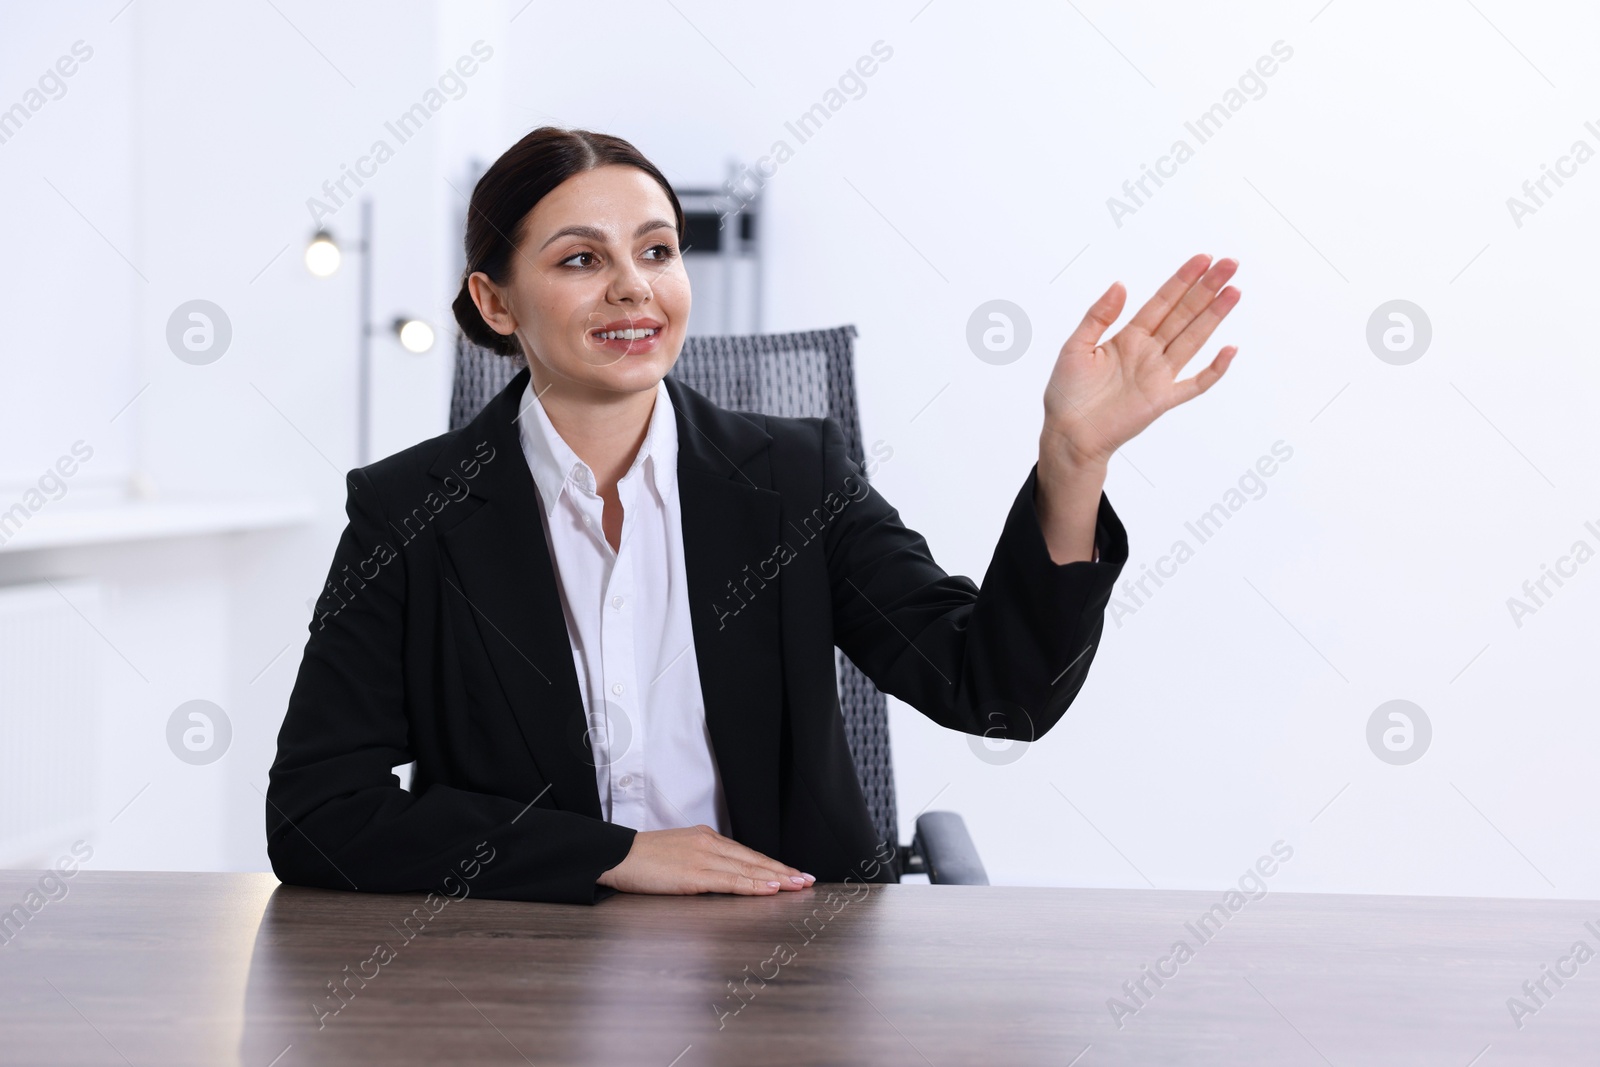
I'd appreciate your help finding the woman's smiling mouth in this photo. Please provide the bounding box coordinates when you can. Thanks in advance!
[587,318,663,355]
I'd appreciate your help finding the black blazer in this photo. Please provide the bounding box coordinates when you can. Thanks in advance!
[266,366,1129,904]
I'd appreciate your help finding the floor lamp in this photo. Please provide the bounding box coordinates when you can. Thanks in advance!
[304,196,436,465]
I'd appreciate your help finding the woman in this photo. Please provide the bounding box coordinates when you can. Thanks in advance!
[266,127,1240,905]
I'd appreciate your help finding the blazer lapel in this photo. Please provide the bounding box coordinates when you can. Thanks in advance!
[666,376,786,859]
[429,368,600,819]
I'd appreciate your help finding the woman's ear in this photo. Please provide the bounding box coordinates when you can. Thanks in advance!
[467,271,518,338]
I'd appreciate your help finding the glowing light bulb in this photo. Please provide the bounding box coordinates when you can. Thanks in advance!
[304,231,341,277]
[395,318,434,353]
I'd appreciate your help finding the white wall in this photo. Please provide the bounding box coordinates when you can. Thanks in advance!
[1,0,487,870]
[5,0,1597,900]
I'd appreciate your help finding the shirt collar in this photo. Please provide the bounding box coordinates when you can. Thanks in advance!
[517,377,678,519]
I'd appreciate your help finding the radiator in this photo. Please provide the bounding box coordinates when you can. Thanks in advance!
[0,580,99,866]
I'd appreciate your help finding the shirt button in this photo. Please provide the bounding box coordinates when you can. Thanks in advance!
[582,515,592,527]
[611,682,624,696]
[611,595,624,609]
[618,774,633,787]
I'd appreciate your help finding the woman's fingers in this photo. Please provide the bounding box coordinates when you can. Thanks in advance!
[742,854,810,888]
[711,861,802,895]
[1062,280,1128,354]
[1125,254,1213,335]
[716,869,782,894]
[737,861,790,893]
[707,832,813,892]
[713,833,802,877]
[1171,345,1238,408]
[1163,285,1242,371]
[1152,258,1238,347]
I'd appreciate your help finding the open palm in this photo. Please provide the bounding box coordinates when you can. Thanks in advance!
[1042,254,1241,471]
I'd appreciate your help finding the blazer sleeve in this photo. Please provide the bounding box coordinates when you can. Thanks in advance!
[821,419,1129,743]
[266,466,637,905]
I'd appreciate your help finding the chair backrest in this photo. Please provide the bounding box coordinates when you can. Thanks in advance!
[447,327,900,854]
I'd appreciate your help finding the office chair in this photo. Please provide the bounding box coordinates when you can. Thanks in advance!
[448,325,989,885]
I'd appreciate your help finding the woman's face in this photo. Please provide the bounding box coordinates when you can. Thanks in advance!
[470,164,690,397]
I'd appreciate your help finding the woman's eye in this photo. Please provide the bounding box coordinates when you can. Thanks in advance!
[560,245,675,268]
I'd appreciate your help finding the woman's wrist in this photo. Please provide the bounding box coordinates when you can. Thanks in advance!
[1035,444,1107,565]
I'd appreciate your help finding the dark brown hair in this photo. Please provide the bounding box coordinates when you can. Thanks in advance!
[451,126,686,356]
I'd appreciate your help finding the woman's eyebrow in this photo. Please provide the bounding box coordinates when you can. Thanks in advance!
[539,218,676,251]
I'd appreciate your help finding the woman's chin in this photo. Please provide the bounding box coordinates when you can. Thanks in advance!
[564,349,676,394]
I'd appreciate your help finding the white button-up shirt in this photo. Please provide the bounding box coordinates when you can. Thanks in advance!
[517,377,731,836]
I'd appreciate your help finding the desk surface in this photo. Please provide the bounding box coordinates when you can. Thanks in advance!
[0,871,1595,1065]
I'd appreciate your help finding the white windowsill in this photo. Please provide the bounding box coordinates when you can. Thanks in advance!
[0,496,317,553]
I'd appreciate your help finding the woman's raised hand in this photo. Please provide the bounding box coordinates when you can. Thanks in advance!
[1041,254,1241,473]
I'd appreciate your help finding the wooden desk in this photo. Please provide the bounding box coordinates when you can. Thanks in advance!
[0,872,1595,1065]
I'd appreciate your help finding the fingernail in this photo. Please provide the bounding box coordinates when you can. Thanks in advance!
[766,881,782,888]
[789,875,807,885]
[803,872,816,881]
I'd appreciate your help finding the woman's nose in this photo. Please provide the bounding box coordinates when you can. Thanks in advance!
[609,269,652,304]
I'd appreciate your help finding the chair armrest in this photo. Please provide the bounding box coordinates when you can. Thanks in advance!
[911,811,989,885]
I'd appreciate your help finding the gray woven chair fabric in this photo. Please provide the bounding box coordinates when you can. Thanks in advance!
[446,326,900,857]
